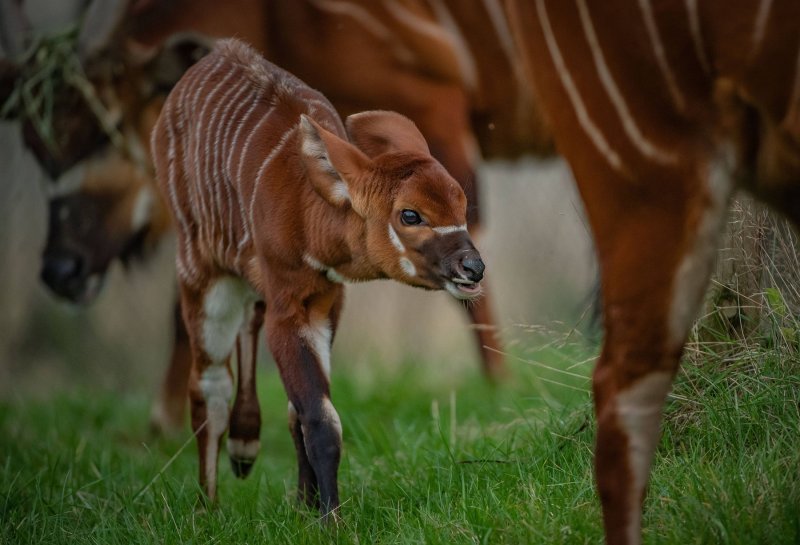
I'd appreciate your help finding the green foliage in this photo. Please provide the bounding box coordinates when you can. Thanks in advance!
[1,342,798,544]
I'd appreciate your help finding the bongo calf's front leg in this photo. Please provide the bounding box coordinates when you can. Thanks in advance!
[266,297,343,516]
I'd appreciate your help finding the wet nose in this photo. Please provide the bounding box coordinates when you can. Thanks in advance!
[460,254,485,283]
[41,254,83,285]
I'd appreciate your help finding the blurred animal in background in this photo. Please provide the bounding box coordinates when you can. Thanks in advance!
[508,0,800,543]
[0,0,212,432]
[152,38,485,513]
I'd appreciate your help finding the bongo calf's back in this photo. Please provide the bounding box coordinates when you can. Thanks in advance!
[150,38,485,514]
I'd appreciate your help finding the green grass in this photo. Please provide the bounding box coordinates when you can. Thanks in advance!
[1,339,799,544]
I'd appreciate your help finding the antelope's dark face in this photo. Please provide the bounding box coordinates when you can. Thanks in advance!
[3,31,208,304]
[370,156,484,300]
[41,152,156,303]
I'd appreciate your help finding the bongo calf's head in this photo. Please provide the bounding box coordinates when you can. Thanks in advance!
[300,110,485,299]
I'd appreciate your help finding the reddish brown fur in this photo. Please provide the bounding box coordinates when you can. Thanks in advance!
[151,38,484,513]
[509,0,800,542]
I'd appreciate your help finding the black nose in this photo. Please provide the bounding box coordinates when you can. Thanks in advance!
[461,255,485,283]
[41,254,83,285]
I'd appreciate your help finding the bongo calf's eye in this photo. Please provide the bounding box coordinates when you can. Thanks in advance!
[401,209,423,226]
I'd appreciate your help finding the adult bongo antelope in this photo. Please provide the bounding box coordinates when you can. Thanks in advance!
[507,0,800,542]
[151,39,485,512]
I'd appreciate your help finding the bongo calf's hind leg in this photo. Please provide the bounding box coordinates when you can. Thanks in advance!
[181,276,249,502]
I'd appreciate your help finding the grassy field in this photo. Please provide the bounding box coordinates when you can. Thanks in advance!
[1,335,799,544]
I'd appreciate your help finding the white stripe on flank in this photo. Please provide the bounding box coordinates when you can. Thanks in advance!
[190,57,226,242]
[481,0,519,73]
[235,103,276,264]
[204,71,243,255]
[219,85,254,258]
[162,99,200,280]
[208,77,248,256]
[245,126,298,249]
[576,0,676,164]
[197,61,236,247]
[432,224,467,235]
[420,0,479,91]
[387,224,406,252]
[535,0,625,173]
[638,0,686,112]
[175,79,201,220]
[750,0,774,60]
[684,0,711,73]
[228,92,264,260]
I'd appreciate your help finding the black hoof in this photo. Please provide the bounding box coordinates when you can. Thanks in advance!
[230,456,255,478]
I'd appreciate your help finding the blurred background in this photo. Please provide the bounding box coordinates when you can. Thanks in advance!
[2,0,796,408]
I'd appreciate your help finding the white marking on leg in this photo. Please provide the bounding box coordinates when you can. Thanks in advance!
[750,0,774,60]
[684,0,711,73]
[198,365,233,496]
[535,0,625,174]
[298,398,343,462]
[432,224,467,235]
[637,0,686,112]
[576,0,677,164]
[300,316,332,378]
[202,277,248,363]
[288,401,298,427]
[130,186,154,232]
[388,224,406,253]
[320,397,343,441]
[400,256,417,277]
[616,371,673,545]
[227,437,261,460]
[668,153,733,348]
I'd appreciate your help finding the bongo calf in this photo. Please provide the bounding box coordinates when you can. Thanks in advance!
[150,39,485,515]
